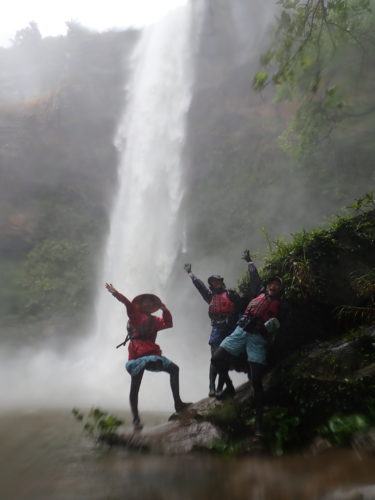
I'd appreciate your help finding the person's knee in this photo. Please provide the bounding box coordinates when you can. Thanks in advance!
[211,354,221,370]
[211,346,225,363]
[166,362,179,375]
[212,348,229,372]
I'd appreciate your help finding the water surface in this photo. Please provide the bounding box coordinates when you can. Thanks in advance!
[1,410,375,499]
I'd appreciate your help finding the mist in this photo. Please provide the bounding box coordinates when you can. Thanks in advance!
[1,0,374,415]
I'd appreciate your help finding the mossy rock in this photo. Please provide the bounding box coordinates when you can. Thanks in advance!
[263,327,375,447]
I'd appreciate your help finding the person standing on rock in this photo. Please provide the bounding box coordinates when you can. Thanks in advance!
[105,283,191,431]
[183,263,241,397]
[211,250,282,436]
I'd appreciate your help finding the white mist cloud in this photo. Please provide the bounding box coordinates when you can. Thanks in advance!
[0,0,187,46]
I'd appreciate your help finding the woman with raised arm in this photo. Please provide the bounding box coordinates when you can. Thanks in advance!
[106,283,190,431]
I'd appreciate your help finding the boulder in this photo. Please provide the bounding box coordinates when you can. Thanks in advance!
[116,400,227,455]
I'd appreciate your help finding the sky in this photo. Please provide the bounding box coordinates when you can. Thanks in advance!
[0,0,187,47]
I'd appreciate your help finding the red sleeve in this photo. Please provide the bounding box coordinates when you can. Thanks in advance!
[112,290,136,318]
[154,308,173,331]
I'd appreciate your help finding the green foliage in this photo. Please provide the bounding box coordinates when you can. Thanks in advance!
[210,439,242,456]
[334,196,375,323]
[209,404,302,456]
[349,191,375,213]
[23,238,93,317]
[72,407,124,444]
[342,325,371,341]
[252,71,269,91]
[0,187,106,323]
[237,196,375,305]
[262,407,300,456]
[268,328,375,449]
[317,413,370,445]
[336,303,375,325]
[207,402,300,456]
[0,259,33,323]
[0,27,135,329]
[253,0,375,158]
[206,401,250,435]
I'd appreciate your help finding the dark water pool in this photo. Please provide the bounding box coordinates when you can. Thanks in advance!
[1,410,374,500]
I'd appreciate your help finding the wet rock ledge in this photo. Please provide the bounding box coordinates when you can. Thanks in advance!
[114,397,230,455]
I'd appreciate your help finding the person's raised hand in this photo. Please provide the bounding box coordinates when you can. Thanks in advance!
[184,263,192,274]
[105,282,116,294]
[241,250,252,263]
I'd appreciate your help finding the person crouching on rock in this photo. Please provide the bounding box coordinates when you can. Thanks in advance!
[105,283,191,431]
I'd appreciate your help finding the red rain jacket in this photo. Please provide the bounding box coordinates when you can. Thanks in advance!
[112,291,173,360]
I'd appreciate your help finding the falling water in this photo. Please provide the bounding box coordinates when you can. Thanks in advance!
[84,2,199,410]
[105,13,193,296]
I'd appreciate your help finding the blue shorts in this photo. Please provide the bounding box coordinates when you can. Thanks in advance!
[220,326,268,365]
[126,355,173,377]
[245,333,268,365]
[220,326,248,357]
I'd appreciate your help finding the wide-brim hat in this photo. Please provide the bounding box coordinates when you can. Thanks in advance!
[132,293,162,313]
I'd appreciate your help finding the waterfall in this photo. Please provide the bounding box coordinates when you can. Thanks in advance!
[106,14,192,296]
[84,2,200,410]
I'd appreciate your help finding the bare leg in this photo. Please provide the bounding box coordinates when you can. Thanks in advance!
[164,362,190,412]
[249,362,264,436]
[209,345,219,396]
[129,370,144,429]
[211,346,235,398]
[209,363,218,396]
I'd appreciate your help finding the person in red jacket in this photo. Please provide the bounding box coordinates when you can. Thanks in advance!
[106,283,190,430]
